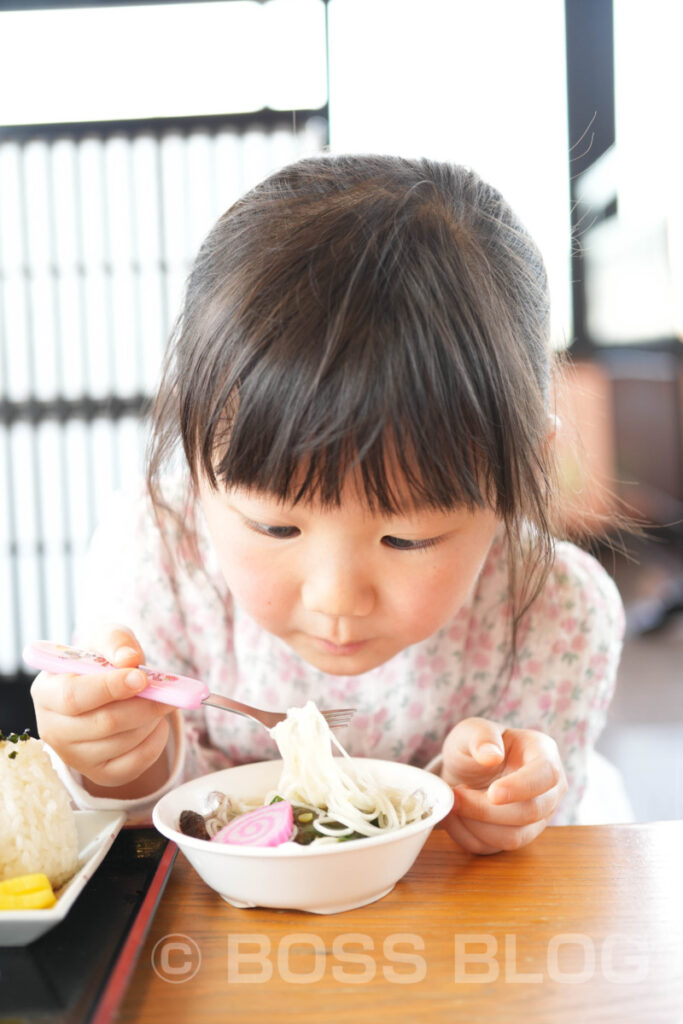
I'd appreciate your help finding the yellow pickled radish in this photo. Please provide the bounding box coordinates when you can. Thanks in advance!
[0,872,56,910]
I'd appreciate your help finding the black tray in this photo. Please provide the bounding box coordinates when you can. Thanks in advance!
[0,828,176,1024]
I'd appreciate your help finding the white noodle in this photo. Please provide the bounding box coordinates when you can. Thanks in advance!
[268,701,427,839]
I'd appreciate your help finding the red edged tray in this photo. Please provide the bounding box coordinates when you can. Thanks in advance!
[0,827,177,1023]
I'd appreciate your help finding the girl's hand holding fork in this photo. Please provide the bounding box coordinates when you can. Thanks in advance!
[31,624,176,796]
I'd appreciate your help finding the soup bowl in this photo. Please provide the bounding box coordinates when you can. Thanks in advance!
[153,757,454,914]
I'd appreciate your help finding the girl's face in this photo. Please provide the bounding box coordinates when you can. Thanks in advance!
[198,471,499,677]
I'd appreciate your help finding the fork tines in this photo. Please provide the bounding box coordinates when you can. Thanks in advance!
[322,708,356,729]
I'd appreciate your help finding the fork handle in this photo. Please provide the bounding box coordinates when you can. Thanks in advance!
[23,640,210,710]
[201,692,284,730]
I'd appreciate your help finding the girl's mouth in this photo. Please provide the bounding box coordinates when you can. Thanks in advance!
[313,637,368,656]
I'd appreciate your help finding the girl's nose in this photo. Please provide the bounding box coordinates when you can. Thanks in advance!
[301,556,375,619]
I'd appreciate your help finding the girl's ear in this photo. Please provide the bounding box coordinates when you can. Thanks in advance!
[545,413,561,446]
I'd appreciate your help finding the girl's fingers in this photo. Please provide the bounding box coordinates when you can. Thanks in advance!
[442,725,566,853]
[36,692,171,744]
[66,717,167,769]
[466,718,506,764]
[81,718,170,788]
[444,812,502,855]
[445,807,548,854]
[31,667,149,716]
[81,623,145,668]
[464,815,548,852]
[452,782,564,827]
[488,756,563,805]
[442,718,506,784]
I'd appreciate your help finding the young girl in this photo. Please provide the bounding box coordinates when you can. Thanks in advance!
[31,154,624,854]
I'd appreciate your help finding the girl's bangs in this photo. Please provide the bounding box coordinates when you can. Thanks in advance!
[200,357,497,516]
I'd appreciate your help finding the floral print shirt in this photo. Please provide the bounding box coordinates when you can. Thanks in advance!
[75,481,625,824]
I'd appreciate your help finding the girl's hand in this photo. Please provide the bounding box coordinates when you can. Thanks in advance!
[31,624,174,793]
[441,717,567,855]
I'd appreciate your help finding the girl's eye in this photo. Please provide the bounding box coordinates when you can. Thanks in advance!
[248,522,300,540]
[382,535,440,552]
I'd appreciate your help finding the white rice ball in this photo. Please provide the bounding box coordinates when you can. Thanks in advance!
[0,734,79,888]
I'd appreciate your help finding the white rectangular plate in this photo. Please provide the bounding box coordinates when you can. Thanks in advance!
[0,809,126,947]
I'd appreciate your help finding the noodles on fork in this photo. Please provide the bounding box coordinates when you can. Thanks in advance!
[268,702,427,840]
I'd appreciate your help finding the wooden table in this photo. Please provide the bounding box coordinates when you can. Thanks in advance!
[119,823,683,1024]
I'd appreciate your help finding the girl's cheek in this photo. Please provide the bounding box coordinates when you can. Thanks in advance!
[401,552,485,629]
[406,578,469,634]
[219,552,293,629]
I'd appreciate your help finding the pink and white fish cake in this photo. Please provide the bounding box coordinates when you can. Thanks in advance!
[211,801,295,847]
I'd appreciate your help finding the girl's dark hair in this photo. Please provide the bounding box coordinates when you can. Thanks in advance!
[147,153,559,663]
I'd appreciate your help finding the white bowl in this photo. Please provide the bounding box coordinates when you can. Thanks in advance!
[153,758,454,915]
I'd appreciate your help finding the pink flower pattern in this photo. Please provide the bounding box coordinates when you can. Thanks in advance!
[77,481,625,825]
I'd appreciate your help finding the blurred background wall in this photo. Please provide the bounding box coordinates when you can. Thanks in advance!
[1,0,681,818]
